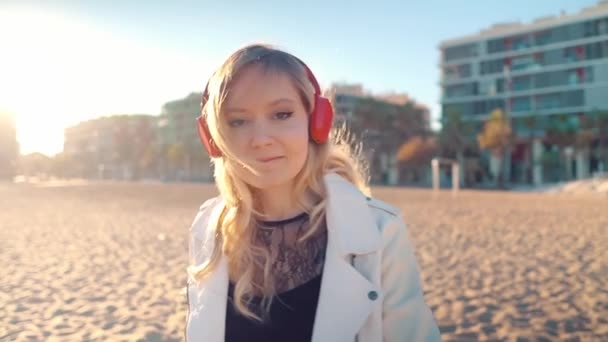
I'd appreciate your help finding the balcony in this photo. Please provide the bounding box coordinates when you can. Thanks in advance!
[442,34,608,68]
[442,81,601,104]
[442,57,606,87]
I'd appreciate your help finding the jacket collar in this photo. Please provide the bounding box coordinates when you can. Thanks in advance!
[193,172,383,256]
[323,172,382,255]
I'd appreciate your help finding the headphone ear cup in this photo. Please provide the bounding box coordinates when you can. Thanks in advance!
[197,116,222,158]
[310,96,334,144]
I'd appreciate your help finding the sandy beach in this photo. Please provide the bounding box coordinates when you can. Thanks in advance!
[1,181,606,341]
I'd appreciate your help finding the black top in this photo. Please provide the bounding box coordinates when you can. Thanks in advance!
[225,273,323,342]
[224,212,327,342]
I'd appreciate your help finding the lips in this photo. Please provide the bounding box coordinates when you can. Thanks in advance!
[257,156,283,162]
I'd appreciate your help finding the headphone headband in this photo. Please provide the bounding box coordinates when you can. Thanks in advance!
[200,53,322,111]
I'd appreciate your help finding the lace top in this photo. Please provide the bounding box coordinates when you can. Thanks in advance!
[249,211,327,294]
[225,212,328,342]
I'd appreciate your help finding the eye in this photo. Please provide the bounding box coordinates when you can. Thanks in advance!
[228,119,245,127]
[275,111,293,120]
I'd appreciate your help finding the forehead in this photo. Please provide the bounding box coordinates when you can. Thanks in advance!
[225,64,303,111]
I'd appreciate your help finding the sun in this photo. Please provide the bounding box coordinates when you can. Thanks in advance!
[0,5,214,157]
[0,8,84,156]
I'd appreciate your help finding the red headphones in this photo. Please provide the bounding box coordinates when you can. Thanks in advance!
[196,56,334,158]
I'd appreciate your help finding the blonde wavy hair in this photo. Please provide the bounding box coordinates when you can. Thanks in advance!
[188,43,370,322]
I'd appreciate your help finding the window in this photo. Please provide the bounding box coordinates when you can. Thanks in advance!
[563,90,584,108]
[445,83,478,98]
[512,76,532,91]
[537,70,564,88]
[536,93,561,110]
[534,30,552,46]
[479,80,496,96]
[536,90,584,110]
[487,38,506,54]
[511,55,536,71]
[511,96,531,112]
[444,43,478,62]
[532,21,602,47]
[473,99,504,115]
[444,63,472,80]
[496,79,505,93]
[512,34,531,51]
[443,103,474,116]
[586,41,608,60]
[480,59,503,75]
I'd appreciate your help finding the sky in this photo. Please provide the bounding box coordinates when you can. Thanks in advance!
[0,0,601,156]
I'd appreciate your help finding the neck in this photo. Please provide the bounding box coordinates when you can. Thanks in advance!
[253,183,314,221]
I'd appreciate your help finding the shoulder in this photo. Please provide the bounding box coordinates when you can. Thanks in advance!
[323,171,400,219]
[364,195,400,218]
[198,196,223,212]
[363,195,412,249]
[189,196,224,240]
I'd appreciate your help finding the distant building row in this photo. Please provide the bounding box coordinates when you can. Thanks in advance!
[439,1,608,185]
[62,86,431,184]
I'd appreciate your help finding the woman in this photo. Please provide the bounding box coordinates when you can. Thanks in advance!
[186,44,441,342]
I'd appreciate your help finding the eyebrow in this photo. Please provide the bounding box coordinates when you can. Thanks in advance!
[225,98,296,114]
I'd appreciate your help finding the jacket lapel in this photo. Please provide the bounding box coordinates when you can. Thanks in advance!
[310,173,383,342]
[187,200,229,342]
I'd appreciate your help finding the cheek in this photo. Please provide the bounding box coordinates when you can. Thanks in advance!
[286,123,310,153]
[224,133,248,154]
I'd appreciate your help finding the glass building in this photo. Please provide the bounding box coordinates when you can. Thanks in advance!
[439,1,608,185]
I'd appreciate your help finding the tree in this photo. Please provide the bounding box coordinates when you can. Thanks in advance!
[545,114,577,148]
[167,143,186,180]
[396,136,437,184]
[396,136,437,163]
[439,111,474,186]
[140,144,159,178]
[348,96,431,185]
[50,152,71,178]
[18,153,52,179]
[477,108,512,187]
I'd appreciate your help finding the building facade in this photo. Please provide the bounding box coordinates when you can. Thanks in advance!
[157,92,213,182]
[63,115,158,180]
[440,1,608,185]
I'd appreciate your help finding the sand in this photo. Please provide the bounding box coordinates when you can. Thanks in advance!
[0,181,606,341]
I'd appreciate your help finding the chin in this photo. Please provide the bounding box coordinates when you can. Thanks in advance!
[232,158,306,191]
[246,173,295,190]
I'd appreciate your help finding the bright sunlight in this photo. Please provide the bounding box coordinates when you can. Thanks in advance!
[0,6,209,156]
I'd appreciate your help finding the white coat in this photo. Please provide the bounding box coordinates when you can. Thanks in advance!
[186,172,441,341]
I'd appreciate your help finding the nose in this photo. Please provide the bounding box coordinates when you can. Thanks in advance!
[250,120,274,149]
